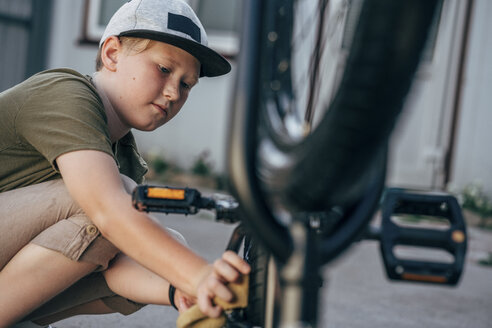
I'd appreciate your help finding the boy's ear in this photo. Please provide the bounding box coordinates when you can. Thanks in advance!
[100,36,122,72]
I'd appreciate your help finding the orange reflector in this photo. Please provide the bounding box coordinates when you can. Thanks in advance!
[147,187,185,200]
[452,230,466,243]
[401,272,447,283]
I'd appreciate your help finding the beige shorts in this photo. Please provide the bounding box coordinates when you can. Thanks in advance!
[0,177,144,317]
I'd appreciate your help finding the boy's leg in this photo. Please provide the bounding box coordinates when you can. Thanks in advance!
[26,272,117,325]
[0,243,96,327]
[27,226,189,324]
[0,180,121,326]
[1,176,189,326]
[22,271,118,323]
[24,254,178,326]
[103,253,173,305]
[25,253,182,326]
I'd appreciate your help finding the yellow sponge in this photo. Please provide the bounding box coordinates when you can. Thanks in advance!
[176,275,249,328]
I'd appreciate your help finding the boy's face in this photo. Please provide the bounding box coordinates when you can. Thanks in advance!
[109,40,200,131]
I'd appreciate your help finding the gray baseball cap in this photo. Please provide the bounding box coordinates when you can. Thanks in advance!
[100,0,231,77]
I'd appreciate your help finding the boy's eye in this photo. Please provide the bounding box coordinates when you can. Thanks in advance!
[181,82,191,90]
[158,65,170,74]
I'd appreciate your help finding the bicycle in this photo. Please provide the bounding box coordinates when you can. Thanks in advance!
[132,186,466,328]
[134,0,468,327]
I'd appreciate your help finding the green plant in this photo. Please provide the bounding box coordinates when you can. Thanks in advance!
[151,156,169,174]
[460,183,492,228]
[478,253,492,267]
[191,150,213,176]
[143,152,180,183]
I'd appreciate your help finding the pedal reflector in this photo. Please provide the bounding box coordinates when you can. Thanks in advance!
[147,187,186,200]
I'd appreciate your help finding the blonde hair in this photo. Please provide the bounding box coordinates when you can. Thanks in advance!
[95,37,153,71]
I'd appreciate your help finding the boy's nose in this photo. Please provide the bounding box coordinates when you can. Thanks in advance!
[163,81,179,101]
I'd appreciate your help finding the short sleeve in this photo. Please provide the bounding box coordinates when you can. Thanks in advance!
[15,71,114,169]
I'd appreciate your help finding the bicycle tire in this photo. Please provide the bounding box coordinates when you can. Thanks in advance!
[257,0,439,211]
[243,236,279,328]
[228,0,439,262]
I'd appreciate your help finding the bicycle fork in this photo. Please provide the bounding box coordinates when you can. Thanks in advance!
[277,221,323,328]
[225,221,323,328]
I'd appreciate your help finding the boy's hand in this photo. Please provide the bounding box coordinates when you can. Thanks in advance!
[195,251,251,318]
[174,289,195,313]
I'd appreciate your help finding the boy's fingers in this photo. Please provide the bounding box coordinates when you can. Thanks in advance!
[205,272,234,302]
[197,290,222,318]
[195,253,250,318]
[222,251,251,274]
[213,258,240,282]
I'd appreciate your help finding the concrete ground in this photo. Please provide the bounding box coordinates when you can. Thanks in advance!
[52,211,492,328]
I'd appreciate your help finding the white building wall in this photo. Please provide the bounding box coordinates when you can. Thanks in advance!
[47,0,97,76]
[386,0,469,190]
[450,0,492,196]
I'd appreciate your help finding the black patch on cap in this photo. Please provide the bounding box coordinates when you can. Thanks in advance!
[168,12,201,43]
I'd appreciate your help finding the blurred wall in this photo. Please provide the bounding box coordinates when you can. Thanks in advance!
[43,0,492,195]
[450,0,492,195]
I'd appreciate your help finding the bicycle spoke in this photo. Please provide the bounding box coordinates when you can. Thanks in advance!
[269,0,358,141]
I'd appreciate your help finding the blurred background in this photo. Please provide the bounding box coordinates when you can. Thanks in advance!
[1,0,491,200]
[1,1,491,327]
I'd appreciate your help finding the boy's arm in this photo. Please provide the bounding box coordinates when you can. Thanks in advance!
[56,149,249,317]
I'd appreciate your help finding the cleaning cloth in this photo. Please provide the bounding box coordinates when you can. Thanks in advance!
[176,274,249,328]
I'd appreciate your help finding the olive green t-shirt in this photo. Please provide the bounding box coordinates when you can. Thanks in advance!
[0,68,147,192]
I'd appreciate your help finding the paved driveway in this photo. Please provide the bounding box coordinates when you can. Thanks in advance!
[56,212,492,327]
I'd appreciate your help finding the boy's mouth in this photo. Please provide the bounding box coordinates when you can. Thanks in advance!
[152,103,168,117]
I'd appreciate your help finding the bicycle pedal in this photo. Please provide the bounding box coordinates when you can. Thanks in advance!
[379,188,467,286]
[132,185,206,214]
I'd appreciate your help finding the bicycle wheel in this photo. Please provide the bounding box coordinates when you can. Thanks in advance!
[243,236,279,328]
[227,0,440,262]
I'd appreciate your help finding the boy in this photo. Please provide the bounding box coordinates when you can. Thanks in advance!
[0,0,250,326]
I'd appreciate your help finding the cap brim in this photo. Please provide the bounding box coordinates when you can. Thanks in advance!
[119,30,231,77]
